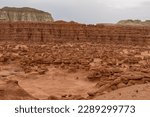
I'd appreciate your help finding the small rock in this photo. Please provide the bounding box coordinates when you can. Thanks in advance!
[87,92,96,97]
[61,94,67,98]
[48,95,59,100]
[117,82,126,88]
[75,77,79,80]
[110,85,118,90]
[135,90,139,93]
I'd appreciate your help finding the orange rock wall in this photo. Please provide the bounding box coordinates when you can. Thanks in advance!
[0,22,150,44]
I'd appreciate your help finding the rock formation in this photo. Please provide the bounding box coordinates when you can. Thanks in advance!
[0,21,150,45]
[0,30,150,100]
[0,80,37,100]
[0,7,53,22]
[118,19,150,25]
[0,6,150,100]
[94,83,150,100]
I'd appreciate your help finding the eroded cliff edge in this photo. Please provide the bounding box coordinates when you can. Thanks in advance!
[0,22,150,45]
[0,7,53,22]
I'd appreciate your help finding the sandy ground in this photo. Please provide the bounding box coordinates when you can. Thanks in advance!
[94,83,150,100]
[19,67,96,99]
[0,41,150,100]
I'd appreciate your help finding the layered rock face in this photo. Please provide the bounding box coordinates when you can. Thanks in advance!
[0,22,150,45]
[118,19,150,25]
[0,7,53,22]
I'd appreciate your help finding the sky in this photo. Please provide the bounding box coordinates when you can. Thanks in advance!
[0,0,150,24]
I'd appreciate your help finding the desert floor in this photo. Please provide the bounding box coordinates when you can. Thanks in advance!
[0,41,150,100]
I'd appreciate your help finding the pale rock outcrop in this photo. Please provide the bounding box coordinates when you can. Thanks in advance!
[0,7,53,22]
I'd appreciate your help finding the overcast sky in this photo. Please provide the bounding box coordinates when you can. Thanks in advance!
[0,0,150,24]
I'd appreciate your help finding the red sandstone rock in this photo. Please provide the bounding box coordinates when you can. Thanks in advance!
[0,22,150,45]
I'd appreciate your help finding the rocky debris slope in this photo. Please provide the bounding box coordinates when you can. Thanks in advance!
[0,22,150,45]
[0,41,150,99]
[0,7,53,22]
[94,83,150,100]
[0,80,37,100]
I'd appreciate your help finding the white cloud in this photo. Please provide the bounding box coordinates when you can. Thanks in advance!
[98,0,148,8]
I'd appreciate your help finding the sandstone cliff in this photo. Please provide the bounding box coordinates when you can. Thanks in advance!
[0,22,150,45]
[0,7,53,22]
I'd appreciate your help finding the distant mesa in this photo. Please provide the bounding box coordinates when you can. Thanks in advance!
[0,7,54,22]
[117,19,150,25]
[54,20,79,24]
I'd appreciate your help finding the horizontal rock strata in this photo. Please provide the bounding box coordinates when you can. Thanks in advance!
[0,22,150,45]
[0,7,53,22]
